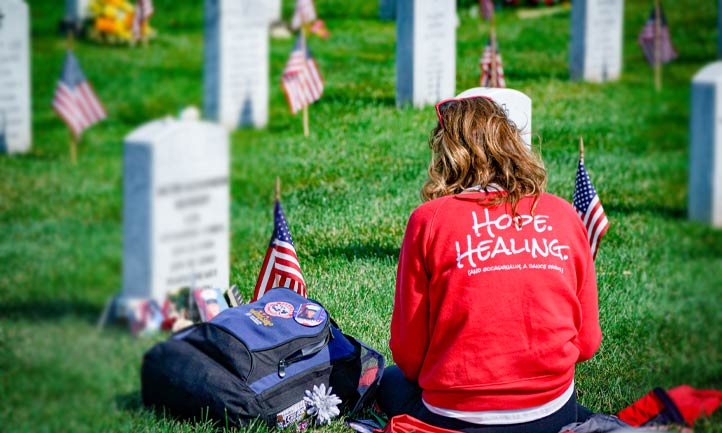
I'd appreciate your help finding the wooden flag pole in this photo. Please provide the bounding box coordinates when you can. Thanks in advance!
[141,22,149,48]
[653,0,662,92]
[141,9,149,48]
[300,27,310,137]
[70,133,78,165]
[275,176,281,201]
[579,136,585,163]
[67,27,75,50]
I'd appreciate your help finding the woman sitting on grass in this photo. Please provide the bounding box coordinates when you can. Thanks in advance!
[377,88,602,433]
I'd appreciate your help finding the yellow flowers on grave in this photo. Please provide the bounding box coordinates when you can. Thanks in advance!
[87,0,155,45]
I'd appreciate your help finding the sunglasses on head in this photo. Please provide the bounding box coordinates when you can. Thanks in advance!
[435,95,493,129]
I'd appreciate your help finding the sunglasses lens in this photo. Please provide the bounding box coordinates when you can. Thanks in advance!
[438,100,455,114]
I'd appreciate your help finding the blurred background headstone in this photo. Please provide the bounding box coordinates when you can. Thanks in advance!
[396,0,456,107]
[120,110,230,312]
[380,0,396,21]
[268,0,281,23]
[204,0,268,129]
[688,62,722,227]
[0,0,30,154]
[569,0,624,82]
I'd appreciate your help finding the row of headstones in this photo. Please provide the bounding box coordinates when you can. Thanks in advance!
[0,0,242,312]
[3,0,722,143]
[6,0,721,152]
[0,0,283,156]
[120,0,277,308]
[1,0,722,309]
[98,0,722,308]
[394,0,643,93]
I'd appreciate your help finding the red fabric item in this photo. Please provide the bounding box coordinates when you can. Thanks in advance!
[384,414,460,433]
[618,386,722,427]
[617,390,666,426]
[668,385,722,425]
[390,192,601,411]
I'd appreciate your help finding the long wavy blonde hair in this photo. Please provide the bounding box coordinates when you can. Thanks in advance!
[422,97,547,217]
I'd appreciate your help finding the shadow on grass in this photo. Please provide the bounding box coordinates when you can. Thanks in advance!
[317,85,396,108]
[343,94,396,107]
[118,390,245,433]
[0,299,103,324]
[315,241,399,261]
[116,390,144,412]
[115,390,175,423]
[607,203,687,220]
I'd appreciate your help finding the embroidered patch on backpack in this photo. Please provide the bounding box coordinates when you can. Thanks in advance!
[264,301,295,318]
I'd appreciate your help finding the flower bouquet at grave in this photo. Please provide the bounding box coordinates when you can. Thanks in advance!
[158,286,238,333]
[159,287,195,332]
[87,0,155,45]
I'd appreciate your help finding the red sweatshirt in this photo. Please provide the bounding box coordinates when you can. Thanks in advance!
[390,191,602,411]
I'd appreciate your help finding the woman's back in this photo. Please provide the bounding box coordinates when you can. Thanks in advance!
[378,88,601,433]
[390,191,601,412]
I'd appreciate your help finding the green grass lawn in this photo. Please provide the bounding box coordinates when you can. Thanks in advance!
[1,0,721,432]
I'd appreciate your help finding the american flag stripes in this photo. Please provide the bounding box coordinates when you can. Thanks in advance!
[282,37,324,114]
[573,159,609,260]
[291,0,317,30]
[480,0,495,20]
[52,51,107,137]
[252,200,307,302]
[132,0,154,41]
[480,40,506,88]
[638,5,677,65]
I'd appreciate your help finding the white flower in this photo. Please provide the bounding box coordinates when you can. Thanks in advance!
[303,383,342,425]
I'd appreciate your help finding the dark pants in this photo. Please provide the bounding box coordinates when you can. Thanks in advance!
[376,366,593,433]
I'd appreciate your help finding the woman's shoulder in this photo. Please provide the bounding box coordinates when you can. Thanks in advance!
[537,192,578,214]
[407,195,459,223]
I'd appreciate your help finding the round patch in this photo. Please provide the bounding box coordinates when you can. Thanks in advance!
[294,303,327,327]
[264,301,295,318]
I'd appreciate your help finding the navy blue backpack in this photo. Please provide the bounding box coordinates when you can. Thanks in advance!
[141,288,384,428]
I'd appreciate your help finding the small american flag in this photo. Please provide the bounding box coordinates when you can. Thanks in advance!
[480,0,495,20]
[573,159,609,260]
[282,37,324,115]
[291,0,317,30]
[132,0,154,41]
[638,5,677,65]
[52,51,107,137]
[480,40,506,88]
[252,200,307,301]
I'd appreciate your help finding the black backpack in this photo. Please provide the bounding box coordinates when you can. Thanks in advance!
[141,288,384,429]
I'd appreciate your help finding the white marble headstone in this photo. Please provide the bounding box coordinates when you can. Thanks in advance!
[122,114,230,303]
[0,0,30,154]
[569,0,624,82]
[396,0,456,108]
[380,0,396,21]
[268,0,281,23]
[65,0,90,22]
[454,87,533,149]
[204,0,268,129]
[689,62,722,227]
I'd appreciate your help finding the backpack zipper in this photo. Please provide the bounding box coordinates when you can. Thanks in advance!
[277,332,331,378]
